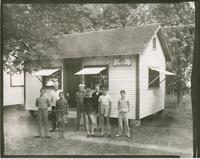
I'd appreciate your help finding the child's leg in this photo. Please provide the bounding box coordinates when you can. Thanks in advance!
[124,112,130,137]
[89,113,96,135]
[118,113,123,136]
[37,109,43,137]
[43,109,49,137]
[106,116,111,135]
[83,113,90,135]
[100,115,104,136]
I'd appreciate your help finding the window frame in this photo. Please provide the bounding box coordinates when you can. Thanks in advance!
[148,68,160,89]
[83,64,109,89]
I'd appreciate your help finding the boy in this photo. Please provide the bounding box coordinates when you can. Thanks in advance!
[56,92,69,138]
[92,84,102,131]
[98,88,112,137]
[35,88,51,138]
[116,90,131,138]
[83,88,96,137]
[50,83,62,132]
[75,84,86,131]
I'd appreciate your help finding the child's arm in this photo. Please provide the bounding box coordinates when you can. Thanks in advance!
[47,98,51,108]
[65,100,69,114]
[35,98,38,107]
[109,101,112,116]
[118,100,120,112]
[127,100,130,112]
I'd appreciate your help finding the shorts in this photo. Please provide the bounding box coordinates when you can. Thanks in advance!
[100,105,110,117]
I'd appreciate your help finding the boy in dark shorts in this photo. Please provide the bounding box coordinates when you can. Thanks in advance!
[92,84,102,131]
[56,92,69,138]
[83,88,96,137]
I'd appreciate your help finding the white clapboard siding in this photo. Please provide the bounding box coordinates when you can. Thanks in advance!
[3,71,24,106]
[25,60,63,110]
[139,35,166,119]
[82,56,136,119]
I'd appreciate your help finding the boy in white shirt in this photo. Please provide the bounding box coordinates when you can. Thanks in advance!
[98,87,112,137]
[116,90,131,138]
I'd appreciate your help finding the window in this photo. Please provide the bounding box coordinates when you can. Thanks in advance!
[149,68,159,88]
[42,69,62,89]
[84,65,109,89]
[152,37,156,51]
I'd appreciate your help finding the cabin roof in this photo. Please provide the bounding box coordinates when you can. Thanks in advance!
[29,23,171,61]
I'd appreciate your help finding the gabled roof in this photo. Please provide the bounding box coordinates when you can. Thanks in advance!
[30,23,171,61]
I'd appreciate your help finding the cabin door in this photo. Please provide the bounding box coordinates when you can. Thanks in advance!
[63,59,82,108]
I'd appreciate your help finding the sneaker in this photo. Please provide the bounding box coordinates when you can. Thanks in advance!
[86,134,91,138]
[44,136,51,138]
[34,136,41,138]
[126,135,131,138]
[107,134,111,137]
[116,134,121,137]
[49,129,55,132]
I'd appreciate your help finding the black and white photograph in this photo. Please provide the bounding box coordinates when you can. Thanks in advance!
[1,1,200,158]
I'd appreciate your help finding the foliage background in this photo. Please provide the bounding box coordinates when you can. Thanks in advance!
[3,3,195,105]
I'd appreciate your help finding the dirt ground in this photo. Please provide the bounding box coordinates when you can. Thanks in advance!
[2,95,193,157]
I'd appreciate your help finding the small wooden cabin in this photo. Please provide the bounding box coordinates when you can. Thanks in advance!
[25,24,174,121]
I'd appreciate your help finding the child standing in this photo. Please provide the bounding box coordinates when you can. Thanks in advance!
[116,90,131,138]
[82,88,96,138]
[98,88,112,137]
[56,92,69,138]
[35,88,51,138]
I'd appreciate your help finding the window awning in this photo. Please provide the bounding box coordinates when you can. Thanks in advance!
[75,67,106,75]
[150,68,176,75]
[32,69,59,76]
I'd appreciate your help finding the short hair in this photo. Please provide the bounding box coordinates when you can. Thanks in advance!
[59,92,64,95]
[120,90,126,94]
[79,83,85,87]
[86,88,92,92]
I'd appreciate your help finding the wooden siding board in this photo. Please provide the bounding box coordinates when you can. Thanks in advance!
[82,56,136,119]
[3,71,24,106]
[139,35,166,119]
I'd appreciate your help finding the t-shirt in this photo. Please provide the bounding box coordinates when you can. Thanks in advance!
[83,97,95,114]
[35,96,51,109]
[118,99,130,113]
[92,91,103,111]
[56,99,68,114]
[99,94,111,106]
[51,89,62,106]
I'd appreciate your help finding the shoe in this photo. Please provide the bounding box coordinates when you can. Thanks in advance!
[34,136,41,138]
[107,134,111,137]
[100,134,104,137]
[86,134,91,138]
[116,134,121,137]
[126,135,131,138]
[90,134,95,137]
[49,129,55,132]
[44,136,51,138]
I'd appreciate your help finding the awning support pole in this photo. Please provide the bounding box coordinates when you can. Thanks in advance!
[159,78,166,84]
[36,75,42,83]
[149,75,160,86]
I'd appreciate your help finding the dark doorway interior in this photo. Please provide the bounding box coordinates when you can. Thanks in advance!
[64,58,82,108]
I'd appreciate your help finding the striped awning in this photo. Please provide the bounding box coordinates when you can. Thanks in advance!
[150,67,176,75]
[75,67,106,75]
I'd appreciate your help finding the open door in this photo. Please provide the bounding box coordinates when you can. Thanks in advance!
[63,59,82,108]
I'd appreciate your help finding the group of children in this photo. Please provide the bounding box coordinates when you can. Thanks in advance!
[35,83,131,138]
